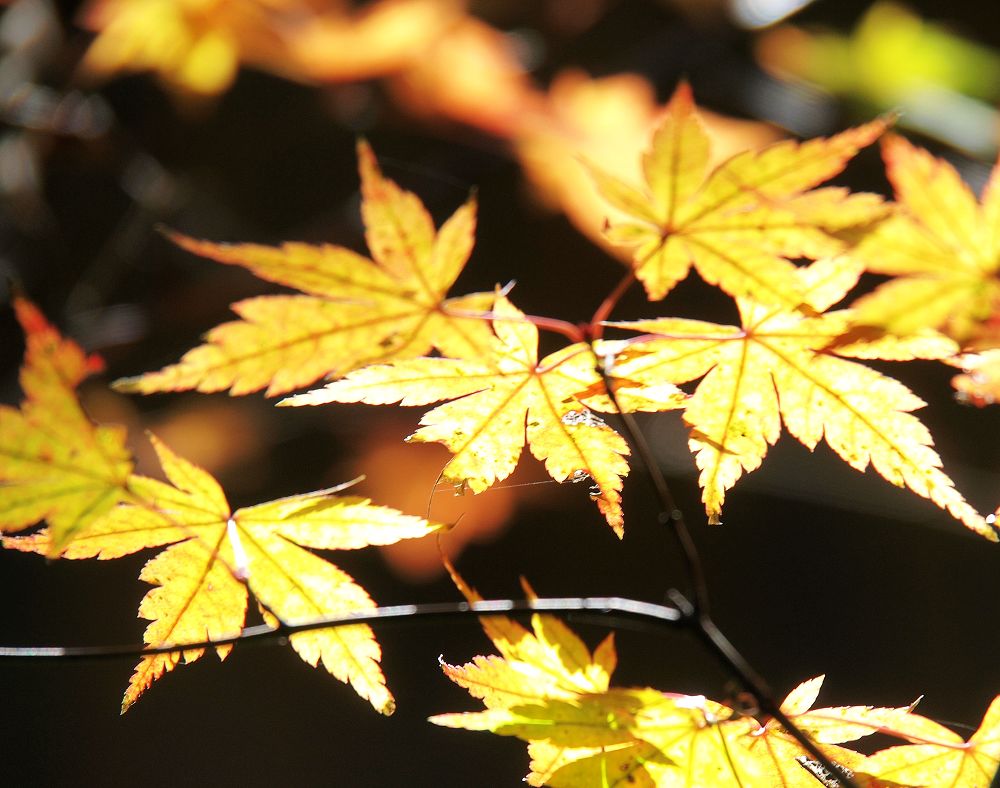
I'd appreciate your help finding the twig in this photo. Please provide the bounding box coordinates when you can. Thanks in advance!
[591,347,859,788]
[0,597,681,660]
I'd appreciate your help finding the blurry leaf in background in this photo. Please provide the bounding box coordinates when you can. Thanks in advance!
[388,12,538,137]
[291,0,465,83]
[76,0,467,99]
[351,416,528,582]
[516,70,779,258]
[79,0,272,97]
[946,350,1000,407]
[755,1,1000,157]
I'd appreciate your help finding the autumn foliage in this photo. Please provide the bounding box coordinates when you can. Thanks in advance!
[4,4,1000,785]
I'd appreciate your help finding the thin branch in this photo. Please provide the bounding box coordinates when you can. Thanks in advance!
[0,597,681,660]
[592,350,710,615]
[590,349,858,787]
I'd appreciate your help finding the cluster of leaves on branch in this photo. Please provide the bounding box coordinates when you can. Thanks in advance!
[432,571,1000,786]
[1,299,440,714]
[4,81,1000,784]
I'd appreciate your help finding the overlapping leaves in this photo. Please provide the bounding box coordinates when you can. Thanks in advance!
[281,292,685,535]
[1,300,440,712]
[115,140,494,397]
[0,298,133,553]
[606,257,991,537]
[433,611,1000,787]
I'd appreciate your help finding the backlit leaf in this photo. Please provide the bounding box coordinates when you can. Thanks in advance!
[588,82,888,306]
[850,135,1000,348]
[859,696,1000,787]
[281,293,685,535]
[114,140,494,397]
[608,258,991,537]
[5,435,439,714]
[0,298,133,553]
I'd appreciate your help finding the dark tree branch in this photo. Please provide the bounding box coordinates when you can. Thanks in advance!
[0,596,681,660]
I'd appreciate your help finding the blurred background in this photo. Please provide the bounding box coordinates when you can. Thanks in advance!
[1,0,999,784]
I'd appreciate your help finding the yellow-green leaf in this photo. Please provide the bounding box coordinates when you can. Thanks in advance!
[5,434,439,714]
[0,298,133,553]
[859,695,1000,787]
[851,135,1000,348]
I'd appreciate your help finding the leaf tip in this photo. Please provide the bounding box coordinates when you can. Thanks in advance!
[109,375,140,394]
[668,78,694,107]
[12,296,49,336]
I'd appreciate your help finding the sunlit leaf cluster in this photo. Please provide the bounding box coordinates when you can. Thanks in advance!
[3,73,999,785]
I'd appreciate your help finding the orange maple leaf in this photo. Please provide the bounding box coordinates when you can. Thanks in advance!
[607,257,991,538]
[280,293,685,535]
[587,82,889,306]
[5,435,440,714]
[850,134,1000,349]
[0,298,133,553]
[114,140,494,397]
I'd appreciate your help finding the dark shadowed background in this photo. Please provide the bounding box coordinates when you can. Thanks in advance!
[1,1,999,785]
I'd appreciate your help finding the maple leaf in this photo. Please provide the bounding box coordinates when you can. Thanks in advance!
[608,256,992,538]
[0,298,133,554]
[5,434,440,714]
[850,134,1000,348]
[515,69,780,261]
[431,597,865,787]
[280,293,683,535]
[587,81,889,306]
[744,675,924,787]
[857,695,1000,786]
[114,140,494,397]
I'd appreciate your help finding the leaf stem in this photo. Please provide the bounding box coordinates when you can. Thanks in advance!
[588,270,636,339]
[442,305,585,343]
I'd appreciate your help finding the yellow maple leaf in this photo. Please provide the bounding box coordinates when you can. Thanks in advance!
[587,81,889,306]
[430,603,849,787]
[608,257,991,537]
[114,140,494,397]
[741,675,922,787]
[850,134,1000,348]
[0,298,133,554]
[5,434,440,714]
[858,695,1000,787]
[280,292,685,535]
